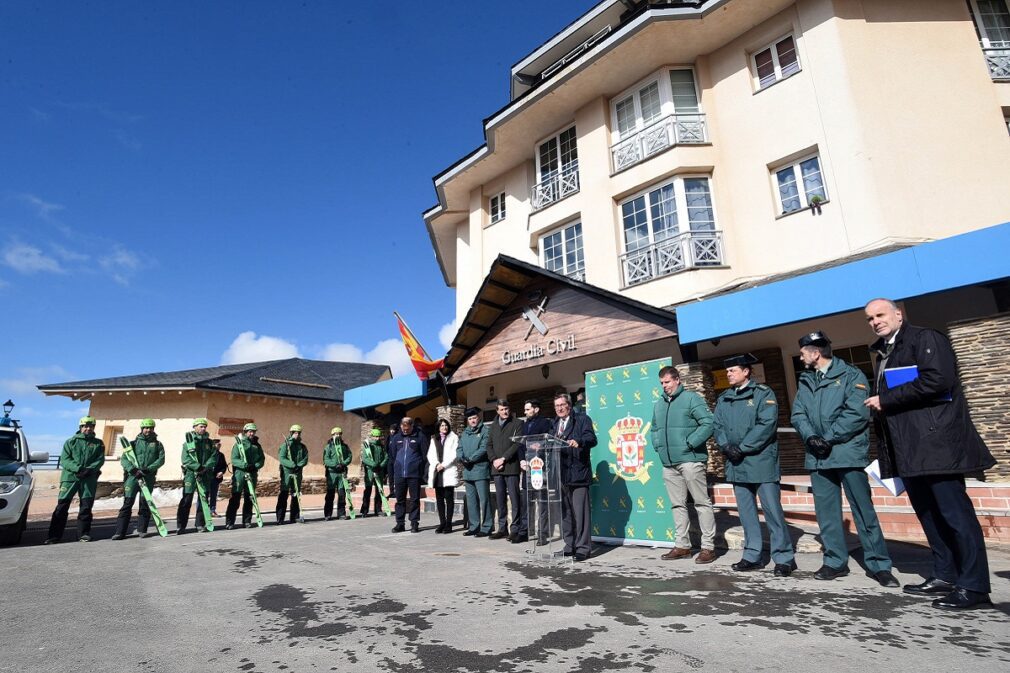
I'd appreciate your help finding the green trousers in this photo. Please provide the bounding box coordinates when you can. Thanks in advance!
[811,467,892,573]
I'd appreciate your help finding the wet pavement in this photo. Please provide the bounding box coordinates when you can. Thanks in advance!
[4,513,1008,673]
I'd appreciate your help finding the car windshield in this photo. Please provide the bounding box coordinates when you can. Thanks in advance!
[0,434,19,464]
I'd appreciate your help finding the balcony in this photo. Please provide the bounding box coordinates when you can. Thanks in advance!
[531,163,580,211]
[983,46,1010,81]
[610,113,708,173]
[620,230,724,287]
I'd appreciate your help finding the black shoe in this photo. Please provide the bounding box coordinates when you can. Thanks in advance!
[871,570,900,588]
[410,525,420,533]
[324,516,332,521]
[298,517,306,524]
[903,577,955,596]
[511,535,529,544]
[773,561,797,577]
[225,523,235,530]
[537,536,549,546]
[574,553,589,562]
[463,529,476,537]
[489,531,508,540]
[732,559,762,572]
[932,587,993,610]
[44,537,60,545]
[474,531,488,538]
[79,535,92,542]
[176,528,188,535]
[244,523,254,529]
[562,550,574,557]
[392,525,406,533]
[110,533,125,541]
[814,564,849,580]
[138,531,150,539]
[276,520,285,526]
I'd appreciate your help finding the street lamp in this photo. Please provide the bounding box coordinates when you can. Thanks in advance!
[2,400,12,416]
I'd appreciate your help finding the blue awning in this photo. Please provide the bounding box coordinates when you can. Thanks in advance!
[343,375,428,412]
[676,221,1010,344]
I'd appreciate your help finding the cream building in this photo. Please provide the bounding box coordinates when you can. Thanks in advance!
[401,0,1010,477]
[38,358,389,483]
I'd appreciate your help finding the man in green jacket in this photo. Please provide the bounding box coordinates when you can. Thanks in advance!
[45,416,106,544]
[457,407,492,537]
[177,418,218,534]
[276,424,309,524]
[111,418,165,539]
[323,427,353,520]
[791,330,898,587]
[360,428,388,516]
[226,422,265,529]
[651,366,716,563]
[714,354,795,576]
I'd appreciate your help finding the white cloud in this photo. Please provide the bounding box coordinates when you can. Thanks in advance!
[438,319,458,352]
[0,365,72,398]
[1,243,64,274]
[320,338,414,377]
[99,244,142,285]
[14,193,64,221]
[52,244,89,263]
[221,331,301,365]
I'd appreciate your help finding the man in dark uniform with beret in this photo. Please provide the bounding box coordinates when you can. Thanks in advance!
[714,354,795,576]
[791,330,898,587]
[864,298,995,610]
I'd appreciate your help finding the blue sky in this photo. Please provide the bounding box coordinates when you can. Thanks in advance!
[1,0,591,451]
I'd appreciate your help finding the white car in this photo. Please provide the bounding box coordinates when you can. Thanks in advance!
[0,421,49,545]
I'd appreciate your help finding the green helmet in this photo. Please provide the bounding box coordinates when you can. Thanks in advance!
[140,418,156,429]
[79,416,97,426]
[289,424,303,432]
[243,422,258,432]
[193,418,209,428]
[370,428,382,438]
[330,426,342,435]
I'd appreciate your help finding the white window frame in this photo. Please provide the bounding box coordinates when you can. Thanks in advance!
[539,221,585,281]
[772,153,828,215]
[619,174,717,254]
[534,124,579,184]
[489,191,506,224]
[751,34,801,90]
[609,67,702,143]
[970,0,1010,48]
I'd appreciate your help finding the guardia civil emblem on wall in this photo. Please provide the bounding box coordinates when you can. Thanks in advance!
[608,414,653,484]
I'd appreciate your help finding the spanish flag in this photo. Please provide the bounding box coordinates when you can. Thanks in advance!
[395,312,445,380]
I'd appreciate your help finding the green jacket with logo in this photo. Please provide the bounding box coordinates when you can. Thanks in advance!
[278,437,309,480]
[60,431,106,481]
[231,436,265,489]
[714,382,780,484]
[323,439,352,488]
[650,384,714,467]
[791,357,872,471]
[360,439,387,482]
[457,423,490,481]
[182,431,217,474]
[120,433,165,475]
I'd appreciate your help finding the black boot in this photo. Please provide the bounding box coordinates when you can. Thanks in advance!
[77,497,95,541]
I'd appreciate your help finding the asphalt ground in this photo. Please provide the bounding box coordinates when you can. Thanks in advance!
[4,509,1009,673]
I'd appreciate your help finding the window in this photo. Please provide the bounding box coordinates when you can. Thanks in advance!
[103,425,123,457]
[619,177,722,286]
[773,154,826,214]
[972,0,1010,47]
[532,126,580,210]
[610,69,701,142]
[540,222,585,281]
[752,35,800,89]
[489,192,506,223]
[792,344,875,386]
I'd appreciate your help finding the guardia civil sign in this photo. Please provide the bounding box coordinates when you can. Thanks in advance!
[587,357,676,547]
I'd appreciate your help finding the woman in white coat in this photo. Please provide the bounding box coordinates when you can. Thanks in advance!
[427,418,460,533]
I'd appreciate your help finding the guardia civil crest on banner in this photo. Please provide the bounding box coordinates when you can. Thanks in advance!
[609,415,653,484]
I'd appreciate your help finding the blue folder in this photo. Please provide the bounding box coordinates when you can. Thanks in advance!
[883,365,952,401]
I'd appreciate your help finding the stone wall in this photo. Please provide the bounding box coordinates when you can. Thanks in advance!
[437,404,466,435]
[948,311,1010,481]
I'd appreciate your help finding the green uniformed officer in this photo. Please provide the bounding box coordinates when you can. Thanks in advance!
[713,354,795,576]
[225,422,265,529]
[276,424,309,524]
[111,419,165,539]
[360,428,388,516]
[790,330,898,587]
[176,418,217,534]
[45,416,106,544]
[323,427,353,520]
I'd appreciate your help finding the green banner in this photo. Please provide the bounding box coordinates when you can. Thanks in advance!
[586,357,675,547]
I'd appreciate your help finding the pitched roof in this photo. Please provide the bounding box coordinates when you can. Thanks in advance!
[37,358,390,404]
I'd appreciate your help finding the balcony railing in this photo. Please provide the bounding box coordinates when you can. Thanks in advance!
[620,230,724,287]
[983,46,1010,80]
[531,163,580,211]
[611,113,708,173]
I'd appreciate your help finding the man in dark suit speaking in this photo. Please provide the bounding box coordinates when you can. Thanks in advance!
[552,392,597,561]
